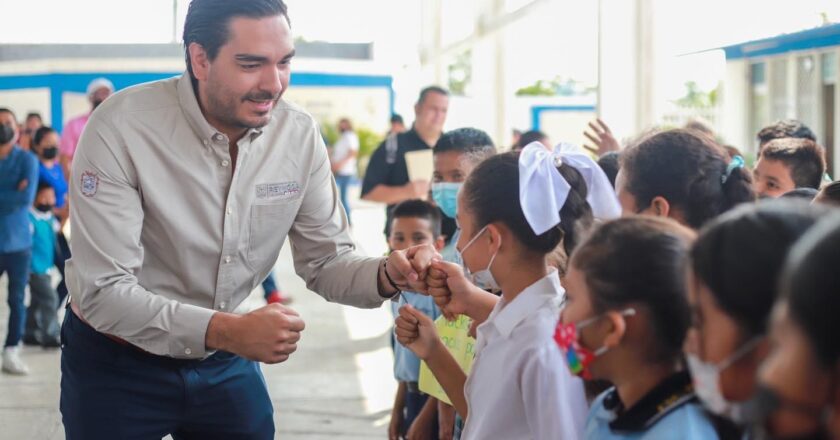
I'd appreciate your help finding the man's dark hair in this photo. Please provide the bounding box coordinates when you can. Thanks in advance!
[390,114,404,125]
[433,127,495,164]
[760,138,826,190]
[183,0,289,79]
[25,112,42,122]
[416,86,449,106]
[391,199,442,238]
[757,119,817,149]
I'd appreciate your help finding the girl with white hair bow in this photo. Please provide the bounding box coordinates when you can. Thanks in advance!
[394,142,620,439]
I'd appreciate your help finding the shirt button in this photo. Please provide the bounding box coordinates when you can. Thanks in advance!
[202,140,209,146]
[221,160,230,167]
[219,301,227,310]
[224,255,232,263]
[226,207,233,215]
[184,348,192,355]
[214,134,224,142]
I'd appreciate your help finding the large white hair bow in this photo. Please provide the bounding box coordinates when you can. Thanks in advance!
[519,141,621,235]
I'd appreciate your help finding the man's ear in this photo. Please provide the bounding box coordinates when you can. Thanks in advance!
[188,42,211,82]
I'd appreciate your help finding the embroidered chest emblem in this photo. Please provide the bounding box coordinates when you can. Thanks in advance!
[80,171,99,197]
[255,181,301,202]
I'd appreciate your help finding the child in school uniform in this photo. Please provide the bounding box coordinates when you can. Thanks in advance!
[559,216,720,439]
[429,127,496,439]
[396,143,622,439]
[23,181,61,347]
[387,199,445,440]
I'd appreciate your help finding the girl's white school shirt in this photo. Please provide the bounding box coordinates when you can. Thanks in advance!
[460,272,588,439]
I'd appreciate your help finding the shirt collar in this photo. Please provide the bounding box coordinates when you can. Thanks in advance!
[176,73,264,147]
[406,127,432,149]
[29,208,53,220]
[604,371,697,432]
[485,271,562,339]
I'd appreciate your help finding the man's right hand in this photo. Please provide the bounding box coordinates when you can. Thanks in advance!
[206,303,305,364]
[404,180,430,200]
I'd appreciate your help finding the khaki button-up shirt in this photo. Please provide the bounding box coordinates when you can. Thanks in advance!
[65,73,384,359]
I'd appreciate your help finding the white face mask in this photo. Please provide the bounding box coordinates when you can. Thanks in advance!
[456,225,500,291]
[686,337,762,423]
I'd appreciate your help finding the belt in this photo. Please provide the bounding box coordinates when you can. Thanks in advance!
[68,297,148,354]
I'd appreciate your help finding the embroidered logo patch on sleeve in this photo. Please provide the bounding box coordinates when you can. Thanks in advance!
[81,171,99,197]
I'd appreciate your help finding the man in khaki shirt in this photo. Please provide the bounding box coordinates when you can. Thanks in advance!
[60,1,435,438]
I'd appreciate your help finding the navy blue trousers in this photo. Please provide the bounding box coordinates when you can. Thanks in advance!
[60,310,274,439]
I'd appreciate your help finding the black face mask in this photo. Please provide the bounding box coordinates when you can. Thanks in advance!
[41,146,59,160]
[35,204,54,213]
[0,124,15,145]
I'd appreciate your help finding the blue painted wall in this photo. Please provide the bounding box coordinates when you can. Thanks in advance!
[0,71,393,133]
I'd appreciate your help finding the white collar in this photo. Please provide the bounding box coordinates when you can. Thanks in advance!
[29,208,53,220]
[485,271,562,338]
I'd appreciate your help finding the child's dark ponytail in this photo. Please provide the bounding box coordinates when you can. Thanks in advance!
[720,161,754,212]
[557,164,594,257]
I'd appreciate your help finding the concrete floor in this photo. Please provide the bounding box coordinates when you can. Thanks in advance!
[0,192,398,439]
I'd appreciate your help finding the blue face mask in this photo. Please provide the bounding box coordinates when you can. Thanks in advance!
[432,182,462,219]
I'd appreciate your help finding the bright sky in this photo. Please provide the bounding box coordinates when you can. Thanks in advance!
[1,0,838,101]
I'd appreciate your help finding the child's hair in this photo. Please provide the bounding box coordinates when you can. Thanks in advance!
[815,180,840,206]
[571,216,695,363]
[759,138,826,190]
[780,213,840,368]
[597,151,620,188]
[620,129,755,229]
[756,119,817,148]
[692,201,828,338]
[391,199,442,238]
[36,180,53,194]
[33,126,56,146]
[433,127,495,164]
[462,151,593,258]
[513,130,548,151]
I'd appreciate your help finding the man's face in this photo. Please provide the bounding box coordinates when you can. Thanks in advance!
[338,120,350,132]
[90,87,112,109]
[414,92,448,135]
[192,15,295,135]
[753,157,796,198]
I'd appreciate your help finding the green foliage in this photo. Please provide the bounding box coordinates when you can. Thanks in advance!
[515,76,595,97]
[320,120,384,177]
[675,81,721,108]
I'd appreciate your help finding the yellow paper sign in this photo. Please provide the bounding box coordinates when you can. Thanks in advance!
[418,314,477,405]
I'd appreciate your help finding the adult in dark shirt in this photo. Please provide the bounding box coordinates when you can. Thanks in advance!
[362,86,449,238]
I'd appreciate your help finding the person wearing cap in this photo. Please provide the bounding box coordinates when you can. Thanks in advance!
[59,77,113,176]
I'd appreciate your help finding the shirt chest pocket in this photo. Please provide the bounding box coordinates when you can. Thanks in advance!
[247,201,299,270]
